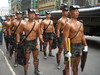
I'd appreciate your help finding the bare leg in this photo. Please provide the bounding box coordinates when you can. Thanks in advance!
[48,40,54,57]
[64,62,69,75]
[32,49,43,75]
[72,57,81,75]
[24,50,31,71]
[43,42,48,58]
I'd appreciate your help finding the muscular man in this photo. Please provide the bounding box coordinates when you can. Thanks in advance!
[11,11,24,67]
[42,12,55,59]
[16,9,44,75]
[63,5,88,75]
[3,15,11,52]
[35,12,43,52]
[56,4,69,69]
[10,14,15,21]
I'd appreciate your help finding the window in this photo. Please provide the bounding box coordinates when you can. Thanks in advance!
[98,0,100,3]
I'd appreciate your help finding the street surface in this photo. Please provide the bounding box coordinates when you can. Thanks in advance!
[0,36,100,75]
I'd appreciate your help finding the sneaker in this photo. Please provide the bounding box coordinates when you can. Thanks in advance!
[14,63,18,68]
[57,65,61,70]
[48,53,55,57]
[44,56,47,59]
[34,70,43,75]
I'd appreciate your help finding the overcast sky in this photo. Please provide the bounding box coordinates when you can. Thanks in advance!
[0,0,9,8]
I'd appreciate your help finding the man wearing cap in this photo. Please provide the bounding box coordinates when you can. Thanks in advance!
[35,12,43,52]
[3,15,11,53]
[63,5,88,75]
[11,11,25,67]
[16,9,44,75]
[41,11,55,59]
[10,14,15,21]
[56,4,69,69]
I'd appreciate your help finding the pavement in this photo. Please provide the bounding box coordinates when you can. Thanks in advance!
[0,36,100,75]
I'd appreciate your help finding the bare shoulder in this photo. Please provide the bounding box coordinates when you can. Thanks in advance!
[65,20,71,28]
[78,21,84,27]
[58,17,62,23]
[21,20,27,28]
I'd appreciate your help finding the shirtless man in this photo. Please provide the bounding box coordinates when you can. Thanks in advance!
[16,9,44,75]
[3,15,11,52]
[63,5,88,75]
[56,4,69,69]
[35,12,43,52]
[11,11,24,67]
[10,14,15,21]
[42,12,55,59]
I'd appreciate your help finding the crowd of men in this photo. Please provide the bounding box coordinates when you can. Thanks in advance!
[2,4,88,75]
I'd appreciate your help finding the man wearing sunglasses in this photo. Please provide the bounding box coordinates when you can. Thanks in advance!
[42,12,55,59]
[35,12,43,52]
[16,9,44,75]
[56,4,69,69]
[11,11,25,67]
[63,5,88,75]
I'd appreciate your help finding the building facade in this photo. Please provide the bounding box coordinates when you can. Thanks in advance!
[0,7,9,16]
[38,0,61,15]
[11,0,22,13]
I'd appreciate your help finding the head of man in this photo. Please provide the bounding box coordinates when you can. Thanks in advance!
[69,5,80,19]
[16,11,23,19]
[35,12,40,19]
[60,4,69,16]
[10,14,15,20]
[28,9,36,20]
[62,8,69,16]
[45,12,51,19]
[5,15,11,21]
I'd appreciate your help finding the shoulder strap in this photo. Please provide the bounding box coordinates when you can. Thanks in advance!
[22,21,36,42]
[13,20,21,34]
[71,24,82,41]
[60,19,68,32]
[44,20,51,33]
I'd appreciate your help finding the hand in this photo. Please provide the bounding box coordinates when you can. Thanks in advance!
[65,51,72,58]
[83,46,88,52]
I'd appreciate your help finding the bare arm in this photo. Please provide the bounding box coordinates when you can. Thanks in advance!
[16,22,25,43]
[63,23,70,51]
[56,20,61,37]
[52,21,55,33]
[8,24,11,35]
[82,24,87,46]
[38,23,44,43]
[41,20,44,34]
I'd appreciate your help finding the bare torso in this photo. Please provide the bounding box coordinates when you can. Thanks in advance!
[12,19,24,34]
[69,20,84,43]
[4,21,11,35]
[23,21,40,40]
[43,19,54,33]
[59,17,69,33]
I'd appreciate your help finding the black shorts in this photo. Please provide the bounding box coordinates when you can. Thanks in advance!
[43,32,53,42]
[71,43,84,57]
[23,39,38,51]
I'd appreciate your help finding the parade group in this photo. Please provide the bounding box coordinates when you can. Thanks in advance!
[2,4,88,75]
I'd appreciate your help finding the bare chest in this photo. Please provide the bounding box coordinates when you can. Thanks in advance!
[25,22,38,33]
[70,24,83,33]
[44,21,53,29]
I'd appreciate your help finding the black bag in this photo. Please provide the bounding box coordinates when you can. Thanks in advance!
[51,33,58,49]
[17,42,26,65]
